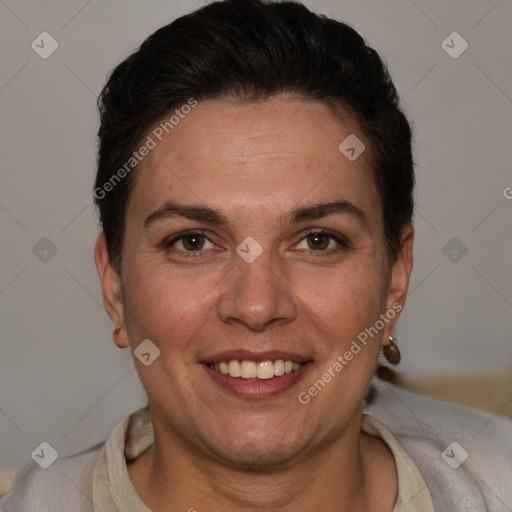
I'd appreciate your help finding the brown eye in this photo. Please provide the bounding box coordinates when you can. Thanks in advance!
[306,233,331,250]
[181,234,206,251]
[294,229,350,254]
[165,231,215,253]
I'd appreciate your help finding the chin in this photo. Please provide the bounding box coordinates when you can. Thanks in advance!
[217,438,302,468]
[202,419,308,468]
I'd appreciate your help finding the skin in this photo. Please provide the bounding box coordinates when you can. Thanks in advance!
[95,98,414,512]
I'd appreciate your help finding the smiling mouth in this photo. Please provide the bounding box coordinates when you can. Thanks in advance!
[207,359,305,380]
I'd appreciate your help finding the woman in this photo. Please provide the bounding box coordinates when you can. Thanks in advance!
[2,0,510,510]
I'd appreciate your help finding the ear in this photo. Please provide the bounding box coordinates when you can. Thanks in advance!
[94,234,130,348]
[383,225,414,341]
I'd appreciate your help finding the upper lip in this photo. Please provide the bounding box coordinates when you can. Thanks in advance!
[202,350,312,364]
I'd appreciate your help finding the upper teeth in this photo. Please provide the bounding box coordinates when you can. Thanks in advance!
[209,360,302,379]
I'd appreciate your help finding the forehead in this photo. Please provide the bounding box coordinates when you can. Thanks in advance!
[127,99,379,225]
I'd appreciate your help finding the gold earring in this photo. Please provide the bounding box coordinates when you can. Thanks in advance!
[383,335,401,365]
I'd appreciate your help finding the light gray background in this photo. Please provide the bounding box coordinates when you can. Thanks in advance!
[1,0,511,471]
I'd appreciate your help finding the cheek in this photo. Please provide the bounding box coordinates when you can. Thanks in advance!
[122,263,222,346]
[295,263,386,336]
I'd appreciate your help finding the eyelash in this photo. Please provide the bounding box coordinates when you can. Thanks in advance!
[163,230,213,258]
[298,228,351,255]
[163,228,350,258]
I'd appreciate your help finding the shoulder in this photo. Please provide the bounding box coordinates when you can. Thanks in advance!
[0,443,102,512]
[366,381,512,444]
[365,382,512,510]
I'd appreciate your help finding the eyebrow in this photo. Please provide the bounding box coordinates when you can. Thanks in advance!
[144,203,228,229]
[289,201,368,228]
[143,200,368,230]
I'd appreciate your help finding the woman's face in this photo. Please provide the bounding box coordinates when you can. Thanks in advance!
[97,98,413,466]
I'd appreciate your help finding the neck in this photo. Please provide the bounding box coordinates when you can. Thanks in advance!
[127,411,397,512]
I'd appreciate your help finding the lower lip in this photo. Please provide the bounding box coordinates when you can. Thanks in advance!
[203,362,313,399]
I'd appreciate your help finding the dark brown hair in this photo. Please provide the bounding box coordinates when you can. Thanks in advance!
[95,0,414,273]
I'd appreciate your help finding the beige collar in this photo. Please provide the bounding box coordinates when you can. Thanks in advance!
[93,406,434,512]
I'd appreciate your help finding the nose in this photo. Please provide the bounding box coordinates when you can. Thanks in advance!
[217,250,298,331]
